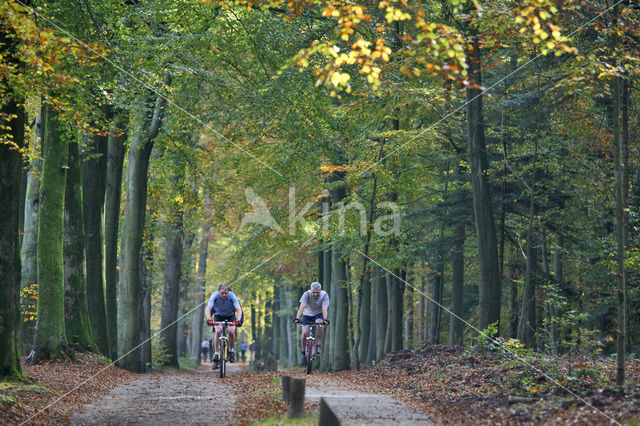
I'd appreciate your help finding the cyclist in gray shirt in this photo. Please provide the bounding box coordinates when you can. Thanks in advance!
[293,282,329,365]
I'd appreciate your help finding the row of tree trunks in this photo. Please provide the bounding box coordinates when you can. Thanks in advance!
[192,195,211,364]
[159,161,185,367]
[117,87,169,372]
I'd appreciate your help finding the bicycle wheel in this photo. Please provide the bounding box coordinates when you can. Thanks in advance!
[305,343,313,374]
[220,340,227,378]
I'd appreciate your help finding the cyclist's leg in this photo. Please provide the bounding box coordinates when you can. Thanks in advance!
[228,325,236,350]
[301,324,310,351]
[213,324,222,359]
[315,316,324,342]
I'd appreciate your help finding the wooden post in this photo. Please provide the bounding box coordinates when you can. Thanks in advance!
[281,375,291,401]
[289,377,306,417]
[319,397,341,425]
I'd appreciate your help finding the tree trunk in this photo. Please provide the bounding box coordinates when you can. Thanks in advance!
[466,36,501,330]
[159,166,185,367]
[193,198,211,364]
[177,210,196,359]
[27,105,70,364]
[392,271,404,351]
[449,221,465,345]
[272,283,280,362]
[358,275,371,364]
[104,112,127,359]
[621,74,630,356]
[418,272,426,343]
[365,273,377,365]
[0,55,26,376]
[251,304,257,366]
[612,54,627,385]
[20,106,42,354]
[508,266,518,339]
[518,233,538,347]
[374,267,387,360]
[518,139,538,347]
[384,273,393,354]
[286,284,294,365]
[428,259,443,345]
[320,244,333,369]
[405,273,413,349]
[118,88,169,372]
[332,249,349,370]
[82,128,110,357]
[332,178,350,371]
[64,140,98,352]
[140,211,155,371]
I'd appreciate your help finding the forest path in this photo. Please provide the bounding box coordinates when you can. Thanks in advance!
[305,384,432,425]
[70,361,245,425]
[302,373,433,425]
[71,362,430,425]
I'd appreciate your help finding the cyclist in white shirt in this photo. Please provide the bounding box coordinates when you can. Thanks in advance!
[293,282,329,365]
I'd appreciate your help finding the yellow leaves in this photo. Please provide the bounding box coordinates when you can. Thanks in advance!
[385,6,411,23]
[319,164,350,173]
[329,70,351,87]
[322,6,340,17]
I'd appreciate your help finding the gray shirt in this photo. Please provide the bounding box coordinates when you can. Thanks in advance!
[300,290,329,316]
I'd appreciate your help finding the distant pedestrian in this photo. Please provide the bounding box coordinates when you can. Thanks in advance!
[201,340,209,363]
[239,342,248,362]
[249,341,256,363]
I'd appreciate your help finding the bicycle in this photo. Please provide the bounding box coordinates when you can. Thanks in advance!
[296,321,325,374]
[209,320,239,378]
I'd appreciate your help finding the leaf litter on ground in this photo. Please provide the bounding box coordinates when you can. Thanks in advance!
[3,346,639,425]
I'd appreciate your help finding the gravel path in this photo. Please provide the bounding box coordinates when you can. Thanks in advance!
[72,363,431,425]
[306,385,432,425]
[70,363,244,425]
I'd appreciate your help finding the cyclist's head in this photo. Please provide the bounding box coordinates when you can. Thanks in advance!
[310,282,321,297]
[218,284,230,298]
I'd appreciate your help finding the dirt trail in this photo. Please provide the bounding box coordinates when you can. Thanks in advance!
[72,362,431,425]
[70,362,245,425]
[306,385,432,425]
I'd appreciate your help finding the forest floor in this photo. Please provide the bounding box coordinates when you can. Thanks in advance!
[1,346,639,424]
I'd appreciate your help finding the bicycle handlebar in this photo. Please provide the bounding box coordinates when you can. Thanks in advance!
[209,320,241,326]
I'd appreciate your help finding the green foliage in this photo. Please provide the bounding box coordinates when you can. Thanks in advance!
[178,357,199,371]
[465,322,501,357]
[0,382,49,407]
[252,414,318,426]
[151,340,171,367]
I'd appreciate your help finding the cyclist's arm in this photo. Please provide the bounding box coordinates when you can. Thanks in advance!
[295,303,306,320]
[205,305,213,321]
[235,304,242,322]
[322,293,329,320]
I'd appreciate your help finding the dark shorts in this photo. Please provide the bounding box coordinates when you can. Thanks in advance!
[302,313,324,324]
[214,314,236,322]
